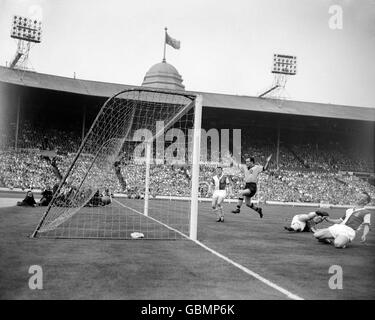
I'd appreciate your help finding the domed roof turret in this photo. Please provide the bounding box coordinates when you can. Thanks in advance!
[142,61,185,90]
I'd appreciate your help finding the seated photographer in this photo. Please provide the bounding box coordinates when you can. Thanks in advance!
[17,190,37,207]
[38,185,54,206]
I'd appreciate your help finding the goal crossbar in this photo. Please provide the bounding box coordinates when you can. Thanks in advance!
[31,88,201,240]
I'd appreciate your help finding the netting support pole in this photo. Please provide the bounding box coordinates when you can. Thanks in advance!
[15,95,21,151]
[189,95,202,240]
[144,141,152,216]
[276,122,280,170]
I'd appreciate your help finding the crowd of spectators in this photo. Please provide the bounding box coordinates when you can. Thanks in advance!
[1,148,374,206]
[1,121,81,153]
[241,142,373,173]
[256,170,375,205]
[0,125,374,206]
[2,123,373,173]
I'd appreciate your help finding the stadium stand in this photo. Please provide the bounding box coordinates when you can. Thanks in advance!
[0,67,374,206]
[1,134,374,205]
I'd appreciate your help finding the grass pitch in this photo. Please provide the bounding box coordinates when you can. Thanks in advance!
[0,192,374,300]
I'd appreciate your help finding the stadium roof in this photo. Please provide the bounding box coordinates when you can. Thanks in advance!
[1,66,374,121]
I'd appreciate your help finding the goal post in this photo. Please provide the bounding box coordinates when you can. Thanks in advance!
[31,88,202,240]
[189,94,202,240]
[143,141,151,217]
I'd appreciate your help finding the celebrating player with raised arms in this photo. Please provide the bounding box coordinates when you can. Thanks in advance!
[231,155,272,218]
[284,210,329,232]
[210,166,230,222]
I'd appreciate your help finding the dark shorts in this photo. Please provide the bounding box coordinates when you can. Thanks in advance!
[244,183,257,198]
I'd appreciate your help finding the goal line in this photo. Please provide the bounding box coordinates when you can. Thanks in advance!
[114,198,304,300]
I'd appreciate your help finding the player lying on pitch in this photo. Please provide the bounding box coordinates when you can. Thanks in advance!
[210,166,230,222]
[231,154,272,218]
[284,210,329,233]
[314,193,372,248]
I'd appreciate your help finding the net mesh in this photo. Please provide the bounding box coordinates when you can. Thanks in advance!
[33,89,197,239]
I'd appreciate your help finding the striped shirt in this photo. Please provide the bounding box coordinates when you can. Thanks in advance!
[212,175,229,191]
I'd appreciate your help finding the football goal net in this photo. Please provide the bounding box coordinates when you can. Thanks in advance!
[31,88,202,240]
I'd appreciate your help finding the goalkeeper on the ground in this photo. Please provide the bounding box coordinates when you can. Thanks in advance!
[284,210,329,233]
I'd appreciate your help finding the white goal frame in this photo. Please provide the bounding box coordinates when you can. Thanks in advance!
[31,88,202,240]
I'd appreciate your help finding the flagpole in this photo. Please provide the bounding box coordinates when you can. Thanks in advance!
[163,27,167,62]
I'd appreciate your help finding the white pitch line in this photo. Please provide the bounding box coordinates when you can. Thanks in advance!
[113,199,304,300]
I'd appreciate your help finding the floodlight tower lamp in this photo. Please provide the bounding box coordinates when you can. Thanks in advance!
[258,53,297,99]
[9,15,42,70]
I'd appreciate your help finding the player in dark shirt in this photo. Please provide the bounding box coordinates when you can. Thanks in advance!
[231,155,272,218]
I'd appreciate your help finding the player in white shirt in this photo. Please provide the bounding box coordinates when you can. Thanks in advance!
[231,155,272,218]
[210,166,230,222]
[284,210,329,232]
[313,193,372,248]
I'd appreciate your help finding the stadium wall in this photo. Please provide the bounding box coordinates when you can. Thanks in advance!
[1,187,374,210]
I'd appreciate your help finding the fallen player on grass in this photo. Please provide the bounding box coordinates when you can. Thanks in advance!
[284,210,329,233]
[313,193,372,248]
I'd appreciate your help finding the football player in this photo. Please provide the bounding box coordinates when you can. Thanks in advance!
[231,155,272,218]
[210,166,230,222]
[314,193,372,248]
[284,210,329,232]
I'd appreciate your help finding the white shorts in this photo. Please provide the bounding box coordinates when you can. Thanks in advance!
[212,190,226,202]
[291,215,306,231]
[328,224,356,242]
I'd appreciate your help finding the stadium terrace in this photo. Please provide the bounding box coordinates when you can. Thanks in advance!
[0,66,374,209]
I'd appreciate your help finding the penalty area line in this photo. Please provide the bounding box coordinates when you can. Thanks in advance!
[113,199,304,300]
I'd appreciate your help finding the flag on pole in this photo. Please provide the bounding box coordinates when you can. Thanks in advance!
[166,32,181,49]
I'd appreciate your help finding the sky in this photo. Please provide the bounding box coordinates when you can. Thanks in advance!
[0,0,374,108]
